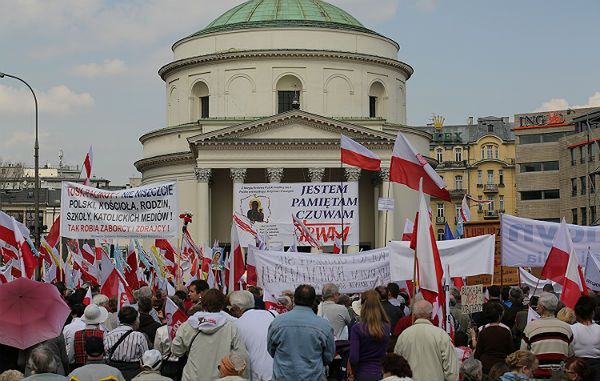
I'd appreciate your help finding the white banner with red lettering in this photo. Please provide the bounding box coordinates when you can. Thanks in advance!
[60,182,178,239]
[233,182,359,247]
[254,248,388,295]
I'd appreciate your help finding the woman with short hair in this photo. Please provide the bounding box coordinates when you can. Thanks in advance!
[571,295,600,380]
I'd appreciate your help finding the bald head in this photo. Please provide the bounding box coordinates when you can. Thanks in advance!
[413,300,433,319]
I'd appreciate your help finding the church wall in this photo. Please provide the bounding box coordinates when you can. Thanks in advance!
[173,28,400,61]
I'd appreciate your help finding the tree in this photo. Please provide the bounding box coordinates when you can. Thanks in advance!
[0,159,26,190]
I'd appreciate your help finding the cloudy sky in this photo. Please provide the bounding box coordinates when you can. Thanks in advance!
[1,0,599,184]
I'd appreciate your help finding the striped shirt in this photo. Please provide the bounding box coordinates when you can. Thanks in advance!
[103,325,148,362]
[521,317,573,378]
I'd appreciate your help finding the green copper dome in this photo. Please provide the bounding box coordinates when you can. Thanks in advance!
[190,0,376,38]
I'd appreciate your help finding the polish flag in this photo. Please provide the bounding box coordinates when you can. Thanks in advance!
[83,287,93,305]
[390,132,451,201]
[332,236,342,254]
[0,211,37,279]
[155,239,177,275]
[124,240,139,290]
[39,216,60,264]
[81,243,96,265]
[246,247,257,287]
[402,219,414,241]
[100,251,133,306]
[460,195,471,223]
[263,291,288,314]
[541,218,573,284]
[410,179,446,328]
[340,134,381,171]
[165,297,188,339]
[117,280,130,311]
[227,223,245,291]
[81,146,93,186]
[558,221,588,308]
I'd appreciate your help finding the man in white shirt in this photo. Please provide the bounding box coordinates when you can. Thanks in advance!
[62,303,86,365]
[230,290,277,381]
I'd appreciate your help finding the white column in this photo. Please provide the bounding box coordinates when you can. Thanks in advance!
[377,168,394,248]
[194,167,212,245]
[266,168,284,183]
[308,168,325,252]
[344,167,361,253]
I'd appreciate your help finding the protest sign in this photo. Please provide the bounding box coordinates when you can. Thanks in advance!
[254,248,389,295]
[60,182,178,239]
[501,214,600,267]
[464,221,519,286]
[584,254,600,292]
[233,182,359,247]
[388,235,495,281]
[461,285,483,314]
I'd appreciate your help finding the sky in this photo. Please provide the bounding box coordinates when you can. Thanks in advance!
[1,0,599,185]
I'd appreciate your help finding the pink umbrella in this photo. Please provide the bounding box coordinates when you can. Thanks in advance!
[0,277,70,349]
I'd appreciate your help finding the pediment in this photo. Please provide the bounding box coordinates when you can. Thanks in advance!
[187,110,397,153]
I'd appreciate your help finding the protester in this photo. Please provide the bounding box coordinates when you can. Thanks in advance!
[450,288,471,334]
[379,353,413,381]
[130,349,173,381]
[230,290,276,381]
[454,331,473,367]
[172,289,247,381]
[521,292,573,379]
[153,296,185,380]
[66,336,124,381]
[473,286,502,327]
[136,296,162,346]
[105,298,120,332]
[72,304,108,368]
[557,307,576,324]
[394,300,458,381]
[0,370,23,381]
[474,302,514,374]
[375,286,403,331]
[392,294,425,337]
[571,295,600,380]
[386,283,405,309]
[216,352,248,381]
[22,347,67,381]
[132,287,161,324]
[502,288,525,329]
[267,284,335,381]
[487,362,510,381]
[497,350,538,381]
[318,283,352,339]
[20,336,69,378]
[563,357,596,381]
[460,357,482,381]
[512,296,538,348]
[1,344,21,373]
[103,306,148,380]
[62,303,86,365]
[185,280,209,311]
[348,289,390,381]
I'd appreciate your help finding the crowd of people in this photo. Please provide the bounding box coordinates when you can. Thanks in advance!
[0,280,599,381]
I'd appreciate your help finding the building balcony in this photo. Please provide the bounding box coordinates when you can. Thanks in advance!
[484,210,499,220]
[450,188,466,199]
[435,216,446,225]
[483,184,499,193]
[437,160,467,169]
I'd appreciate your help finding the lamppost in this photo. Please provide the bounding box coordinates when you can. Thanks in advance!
[0,72,40,247]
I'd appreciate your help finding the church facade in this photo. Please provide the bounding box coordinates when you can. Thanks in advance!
[135,0,432,250]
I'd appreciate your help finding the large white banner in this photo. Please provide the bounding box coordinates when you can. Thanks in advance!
[388,235,495,281]
[233,182,359,247]
[501,214,600,267]
[254,248,389,295]
[60,182,178,239]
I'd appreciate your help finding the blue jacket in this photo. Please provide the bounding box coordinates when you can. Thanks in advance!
[267,305,335,381]
[497,372,531,381]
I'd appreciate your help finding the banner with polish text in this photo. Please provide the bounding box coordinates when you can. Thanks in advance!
[60,182,178,239]
[254,248,388,295]
[501,214,600,267]
[233,182,359,247]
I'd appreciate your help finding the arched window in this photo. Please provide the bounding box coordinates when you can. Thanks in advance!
[368,82,386,118]
[191,81,209,120]
[276,74,302,113]
[436,147,444,163]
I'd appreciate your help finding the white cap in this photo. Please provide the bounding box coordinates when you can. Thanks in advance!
[81,304,108,325]
[141,349,162,370]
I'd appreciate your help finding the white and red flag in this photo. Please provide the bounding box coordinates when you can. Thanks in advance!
[332,236,342,254]
[165,297,188,339]
[81,243,96,265]
[292,215,322,249]
[81,146,93,186]
[410,179,446,328]
[554,219,588,308]
[541,218,575,284]
[155,239,177,276]
[0,211,37,279]
[460,195,471,223]
[227,223,245,291]
[340,134,381,171]
[100,251,133,307]
[402,219,414,241]
[83,287,93,306]
[246,246,258,287]
[390,132,451,201]
[39,216,60,264]
[124,240,140,290]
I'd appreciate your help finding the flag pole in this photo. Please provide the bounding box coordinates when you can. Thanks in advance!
[383,182,391,245]
[340,160,345,254]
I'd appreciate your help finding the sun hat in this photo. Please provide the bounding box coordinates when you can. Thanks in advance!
[81,304,108,325]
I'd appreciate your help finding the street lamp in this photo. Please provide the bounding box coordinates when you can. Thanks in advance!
[0,72,40,247]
